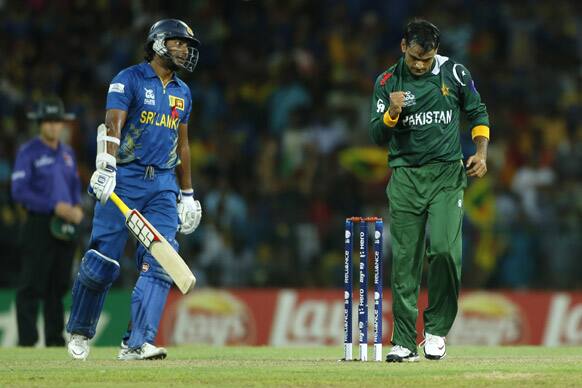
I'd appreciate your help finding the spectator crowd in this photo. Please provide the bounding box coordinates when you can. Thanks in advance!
[0,0,580,290]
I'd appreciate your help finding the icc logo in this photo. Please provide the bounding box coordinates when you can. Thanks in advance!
[144,88,156,106]
[144,88,155,99]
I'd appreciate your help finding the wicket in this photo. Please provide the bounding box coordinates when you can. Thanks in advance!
[343,216,383,362]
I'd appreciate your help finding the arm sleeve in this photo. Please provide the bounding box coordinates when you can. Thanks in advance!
[106,69,134,111]
[369,75,394,146]
[454,64,490,138]
[11,149,56,213]
[182,86,192,122]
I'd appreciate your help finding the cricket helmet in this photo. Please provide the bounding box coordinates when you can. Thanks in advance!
[147,19,200,72]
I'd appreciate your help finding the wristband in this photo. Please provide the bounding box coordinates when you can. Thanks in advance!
[383,110,399,127]
[471,125,490,140]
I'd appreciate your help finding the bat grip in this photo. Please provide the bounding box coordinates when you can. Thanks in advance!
[109,192,131,216]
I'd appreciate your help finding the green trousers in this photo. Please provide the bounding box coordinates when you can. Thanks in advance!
[387,160,466,352]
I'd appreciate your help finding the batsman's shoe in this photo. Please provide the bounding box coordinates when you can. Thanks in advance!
[117,343,167,361]
[117,340,128,359]
[385,345,419,363]
[67,334,89,360]
[423,332,446,360]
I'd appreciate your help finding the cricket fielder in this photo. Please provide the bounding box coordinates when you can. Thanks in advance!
[66,19,202,360]
[369,19,490,362]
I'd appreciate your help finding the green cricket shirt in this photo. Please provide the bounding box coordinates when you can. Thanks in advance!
[369,55,489,167]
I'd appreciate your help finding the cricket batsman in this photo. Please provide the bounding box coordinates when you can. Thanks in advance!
[66,19,202,360]
[369,19,490,362]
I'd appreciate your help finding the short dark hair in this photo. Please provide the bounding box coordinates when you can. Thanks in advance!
[404,19,440,52]
[144,42,155,62]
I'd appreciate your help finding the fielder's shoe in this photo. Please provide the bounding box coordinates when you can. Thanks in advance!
[67,334,89,360]
[385,345,419,363]
[117,343,167,361]
[423,332,446,360]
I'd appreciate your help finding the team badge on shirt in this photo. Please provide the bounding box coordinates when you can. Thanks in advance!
[62,152,74,167]
[169,95,184,110]
[441,83,450,96]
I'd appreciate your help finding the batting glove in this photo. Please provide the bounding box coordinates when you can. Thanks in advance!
[89,165,116,205]
[177,190,202,235]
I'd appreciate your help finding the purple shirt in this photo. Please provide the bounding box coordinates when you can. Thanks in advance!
[11,137,81,214]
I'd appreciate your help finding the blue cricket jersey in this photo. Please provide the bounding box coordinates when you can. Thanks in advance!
[11,138,81,214]
[106,62,193,169]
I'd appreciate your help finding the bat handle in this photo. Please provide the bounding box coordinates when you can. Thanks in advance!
[109,192,131,216]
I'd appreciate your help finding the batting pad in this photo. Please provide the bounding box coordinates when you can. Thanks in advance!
[66,250,120,338]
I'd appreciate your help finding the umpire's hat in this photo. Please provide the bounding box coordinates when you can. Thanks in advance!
[27,97,75,121]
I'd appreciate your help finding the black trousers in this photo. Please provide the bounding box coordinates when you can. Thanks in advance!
[16,213,75,346]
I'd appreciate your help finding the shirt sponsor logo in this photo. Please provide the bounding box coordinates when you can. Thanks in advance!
[108,83,125,93]
[403,91,416,107]
[376,99,386,113]
[34,155,55,168]
[11,171,25,181]
[401,110,453,127]
[140,110,181,130]
[144,88,156,106]
[169,95,185,111]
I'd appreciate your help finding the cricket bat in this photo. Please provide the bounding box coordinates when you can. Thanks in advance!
[109,192,196,294]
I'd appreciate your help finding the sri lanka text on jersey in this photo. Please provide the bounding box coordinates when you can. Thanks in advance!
[139,111,180,130]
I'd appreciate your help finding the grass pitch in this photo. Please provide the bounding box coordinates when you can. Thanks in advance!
[1,346,581,387]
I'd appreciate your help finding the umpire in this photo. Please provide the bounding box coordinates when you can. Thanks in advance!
[11,98,83,347]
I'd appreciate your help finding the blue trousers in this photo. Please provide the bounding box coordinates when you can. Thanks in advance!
[67,164,179,346]
[90,166,179,279]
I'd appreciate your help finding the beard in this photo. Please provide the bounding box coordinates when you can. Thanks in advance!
[162,55,181,72]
